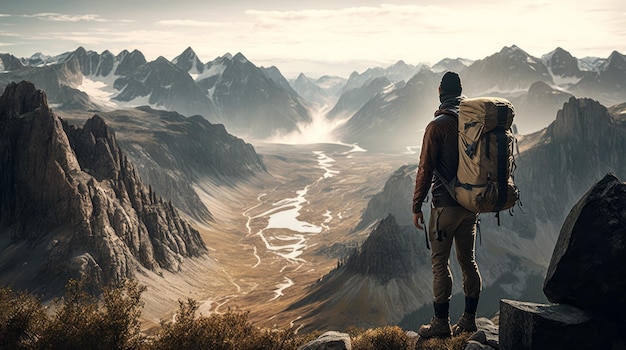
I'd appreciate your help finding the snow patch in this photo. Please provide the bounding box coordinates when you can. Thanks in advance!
[196,62,226,81]
[77,77,118,109]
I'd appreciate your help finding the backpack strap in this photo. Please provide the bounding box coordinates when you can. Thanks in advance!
[493,104,509,212]
[433,169,457,201]
[431,108,459,200]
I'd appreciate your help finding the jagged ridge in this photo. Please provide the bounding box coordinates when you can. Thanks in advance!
[0,81,206,296]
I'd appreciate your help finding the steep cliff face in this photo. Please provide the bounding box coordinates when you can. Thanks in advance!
[61,106,267,223]
[0,81,206,296]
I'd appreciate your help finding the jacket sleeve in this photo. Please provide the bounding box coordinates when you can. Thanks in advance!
[413,120,441,213]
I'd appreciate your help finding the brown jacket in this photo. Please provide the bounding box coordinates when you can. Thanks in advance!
[412,104,462,213]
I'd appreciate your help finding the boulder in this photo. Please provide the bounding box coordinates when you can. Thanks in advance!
[468,317,499,349]
[499,299,618,350]
[543,173,626,321]
[297,331,351,350]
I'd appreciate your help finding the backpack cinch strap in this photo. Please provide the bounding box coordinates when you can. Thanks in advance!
[494,104,509,212]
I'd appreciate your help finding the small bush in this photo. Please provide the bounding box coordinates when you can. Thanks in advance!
[0,286,47,349]
[37,279,146,350]
[416,332,472,350]
[352,326,415,350]
[0,280,475,350]
[150,299,315,350]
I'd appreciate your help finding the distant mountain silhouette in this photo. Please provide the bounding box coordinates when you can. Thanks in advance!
[462,45,554,94]
[194,52,311,138]
[326,76,395,121]
[2,45,624,147]
[0,47,311,140]
[291,73,346,109]
[330,45,625,149]
[332,69,439,151]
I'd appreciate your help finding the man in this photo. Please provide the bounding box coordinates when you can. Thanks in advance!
[412,71,481,338]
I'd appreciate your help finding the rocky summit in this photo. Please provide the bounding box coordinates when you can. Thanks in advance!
[0,81,206,296]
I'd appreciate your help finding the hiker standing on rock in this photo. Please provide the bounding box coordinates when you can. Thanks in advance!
[412,71,481,338]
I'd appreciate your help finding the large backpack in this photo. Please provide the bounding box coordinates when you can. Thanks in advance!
[437,97,519,215]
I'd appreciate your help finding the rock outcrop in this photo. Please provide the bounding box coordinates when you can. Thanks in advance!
[500,299,619,350]
[297,331,351,350]
[500,173,626,349]
[0,81,206,296]
[543,173,626,321]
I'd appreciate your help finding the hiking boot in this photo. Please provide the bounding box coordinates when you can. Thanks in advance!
[452,312,477,336]
[418,316,452,338]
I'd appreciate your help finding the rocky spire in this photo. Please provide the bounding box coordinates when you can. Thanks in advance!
[0,81,206,297]
[346,214,421,284]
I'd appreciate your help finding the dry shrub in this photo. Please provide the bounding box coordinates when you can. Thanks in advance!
[415,332,472,350]
[37,279,146,350]
[151,299,313,350]
[0,286,48,349]
[0,281,475,350]
[352,325,416,350]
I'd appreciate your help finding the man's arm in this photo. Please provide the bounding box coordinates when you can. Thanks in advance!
[412,120,441,229]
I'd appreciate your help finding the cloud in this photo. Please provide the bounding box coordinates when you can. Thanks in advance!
[25,13,107,22]
[156,19,224,27]
[19,12,134,24]
[240,4,465,62]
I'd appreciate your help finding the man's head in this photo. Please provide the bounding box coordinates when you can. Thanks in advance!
[439,71,462,95]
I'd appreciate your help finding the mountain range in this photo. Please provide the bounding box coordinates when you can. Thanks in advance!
[0,47,312,140]
[2,45,625,150]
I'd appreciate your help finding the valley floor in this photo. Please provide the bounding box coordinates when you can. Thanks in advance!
[137,142,412,332]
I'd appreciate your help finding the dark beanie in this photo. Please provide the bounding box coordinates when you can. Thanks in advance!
[440,71,462,94]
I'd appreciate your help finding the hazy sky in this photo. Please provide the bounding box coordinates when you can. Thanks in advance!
[1,0,624,78]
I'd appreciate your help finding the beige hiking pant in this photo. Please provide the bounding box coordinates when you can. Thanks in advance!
[429,205,481,303]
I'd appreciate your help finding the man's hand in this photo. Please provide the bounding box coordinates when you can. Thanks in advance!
[413,212,424,230]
